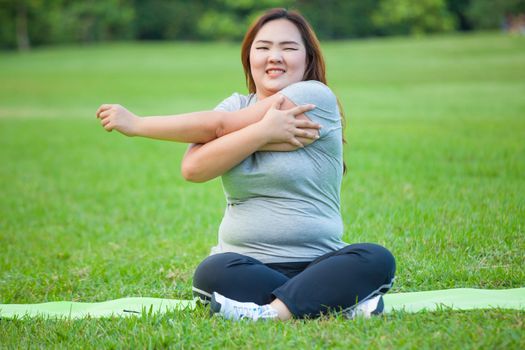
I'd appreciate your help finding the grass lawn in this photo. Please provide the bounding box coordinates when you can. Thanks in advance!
[1,32,524,348]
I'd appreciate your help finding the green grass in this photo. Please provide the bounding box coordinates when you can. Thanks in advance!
[1,32,524,348]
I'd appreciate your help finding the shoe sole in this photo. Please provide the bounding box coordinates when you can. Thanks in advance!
[209,292,222,316]
[371,296,384,315]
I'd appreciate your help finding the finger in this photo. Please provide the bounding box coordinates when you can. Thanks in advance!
[96,104,112,118]
[99,110,111,119]
[272,95,285,110]
[294,120,322,129]
[101,118,110,127]
[104,122,113,132]
[295,129,319,139]
[289,137,304,148]
[289,104,315,116]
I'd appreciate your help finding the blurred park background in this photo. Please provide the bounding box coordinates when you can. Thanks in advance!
[2,0,525,50]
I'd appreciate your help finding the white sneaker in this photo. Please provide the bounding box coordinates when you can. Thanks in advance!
[345,295,384,319]
[210,292,279,321]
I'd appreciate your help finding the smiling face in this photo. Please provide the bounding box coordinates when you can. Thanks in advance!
[249,19,307,100]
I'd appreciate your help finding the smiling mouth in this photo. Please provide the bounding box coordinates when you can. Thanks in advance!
[266,68,286,75]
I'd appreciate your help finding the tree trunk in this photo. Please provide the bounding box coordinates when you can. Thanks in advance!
[16,2,30,51]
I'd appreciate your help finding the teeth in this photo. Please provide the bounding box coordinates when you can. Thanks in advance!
[267,70,284,73]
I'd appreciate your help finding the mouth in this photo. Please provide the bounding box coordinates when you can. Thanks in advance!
[265,68,286,76]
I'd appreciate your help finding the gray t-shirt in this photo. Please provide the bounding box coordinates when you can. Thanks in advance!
[210,80,347,263]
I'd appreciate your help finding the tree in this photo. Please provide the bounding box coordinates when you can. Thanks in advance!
[296,0,382,39]
[196,0,294,40]
[133,0,203,40]
[56,0,135,43]
[467,0,525,29]
[0,0,53,50]
[445,0,473,31]
[372,0,455,35]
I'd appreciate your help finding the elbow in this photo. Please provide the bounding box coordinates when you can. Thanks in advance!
[181,160,208,183]
[214,111,227,138]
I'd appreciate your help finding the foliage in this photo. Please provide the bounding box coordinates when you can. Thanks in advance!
[467,0,525,29]
[196,0,293,40]
[0,0,16,48]
[297,0,383,39]
[56,0,135,42]
[0,0,135,49]
[445,0,474,30]
[1,0,525,49]
[372,0,455,35]
[133,0,203,40]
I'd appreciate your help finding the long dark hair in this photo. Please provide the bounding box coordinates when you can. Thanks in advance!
[241,8,347,173]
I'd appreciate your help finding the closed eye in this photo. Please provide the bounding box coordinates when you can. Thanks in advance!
[284,48,298,51]
[255,47,269,50]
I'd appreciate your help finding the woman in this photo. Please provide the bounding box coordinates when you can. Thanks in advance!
[97,8,395,321]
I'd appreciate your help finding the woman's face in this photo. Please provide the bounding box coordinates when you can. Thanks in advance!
[249,19,307,100]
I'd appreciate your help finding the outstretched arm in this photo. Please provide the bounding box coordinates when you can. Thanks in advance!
[96,104,229,144]
[95,94,319,145]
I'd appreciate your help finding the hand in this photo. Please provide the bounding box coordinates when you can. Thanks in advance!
[95,104,140,136]
[259,95,320,148]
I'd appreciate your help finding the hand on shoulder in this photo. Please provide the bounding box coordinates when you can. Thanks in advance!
[280,80,337,112]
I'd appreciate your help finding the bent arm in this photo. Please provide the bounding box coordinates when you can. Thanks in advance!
[181,124,268,182]
[182,97,319,182]
[182,81,339,181]
[220,95,319,150]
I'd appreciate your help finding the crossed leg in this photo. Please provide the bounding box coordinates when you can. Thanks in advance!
[193,243,396,319]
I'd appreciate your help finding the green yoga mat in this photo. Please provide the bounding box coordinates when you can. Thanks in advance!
[1,288,524,319]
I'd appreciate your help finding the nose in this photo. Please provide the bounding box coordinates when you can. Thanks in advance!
[268,49,283,63]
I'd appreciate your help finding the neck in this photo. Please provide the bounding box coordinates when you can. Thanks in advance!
[255,90,271,101]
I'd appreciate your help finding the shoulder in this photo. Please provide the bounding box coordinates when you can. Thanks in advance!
[283,80,335,96]
[214,92,256,112]
[279,80,337,112]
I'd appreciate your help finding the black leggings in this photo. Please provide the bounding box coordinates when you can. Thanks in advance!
[192,243,396,318]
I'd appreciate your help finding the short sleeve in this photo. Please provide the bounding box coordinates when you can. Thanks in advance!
[279,80,341,138]
[214,93,249,112]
